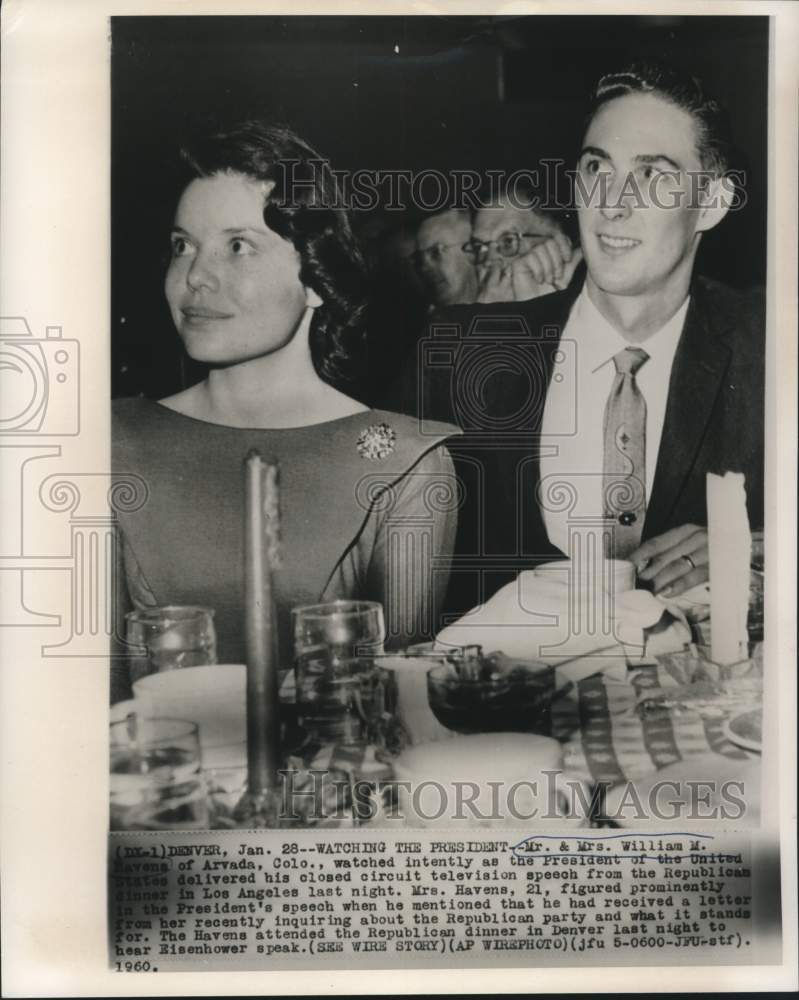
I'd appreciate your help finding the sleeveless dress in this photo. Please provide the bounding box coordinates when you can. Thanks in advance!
[111,398,460,700]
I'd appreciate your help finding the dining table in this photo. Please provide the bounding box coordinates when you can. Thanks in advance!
[201,627,763,830]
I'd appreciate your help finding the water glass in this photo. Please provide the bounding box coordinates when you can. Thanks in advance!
[292,601,386,745]
[125,606,217,684]
[132,663,246,772]
[110,716,209,830]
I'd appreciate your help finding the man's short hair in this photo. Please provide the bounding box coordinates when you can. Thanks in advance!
[589,62,734,176]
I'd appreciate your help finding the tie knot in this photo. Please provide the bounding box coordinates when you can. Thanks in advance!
[613,347,649,376]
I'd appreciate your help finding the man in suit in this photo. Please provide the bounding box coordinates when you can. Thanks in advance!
[408,63,764,617]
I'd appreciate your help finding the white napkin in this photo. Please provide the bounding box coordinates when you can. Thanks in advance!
[615,590,693,664]
[437,572,620,662]
[435,571,690,682]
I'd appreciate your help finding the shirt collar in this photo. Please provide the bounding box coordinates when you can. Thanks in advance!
[571,286,690,374]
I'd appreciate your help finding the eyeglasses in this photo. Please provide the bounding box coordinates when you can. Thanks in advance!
[462,230,550,262]
[411,243,462,267]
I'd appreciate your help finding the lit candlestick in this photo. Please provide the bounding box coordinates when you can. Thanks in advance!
[243,450,282,803]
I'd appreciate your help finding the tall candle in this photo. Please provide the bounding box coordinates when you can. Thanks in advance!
[707,471,751,665]
[243,450,282,797]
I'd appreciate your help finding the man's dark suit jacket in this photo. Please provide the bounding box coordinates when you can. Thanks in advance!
[386,274,765,618]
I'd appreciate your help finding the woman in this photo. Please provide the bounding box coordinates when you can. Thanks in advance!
[112,122,459,700]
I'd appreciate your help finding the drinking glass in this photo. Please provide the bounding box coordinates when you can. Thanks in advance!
[110,716,209,830]
[292,600,386,745]
[125,606,217,684]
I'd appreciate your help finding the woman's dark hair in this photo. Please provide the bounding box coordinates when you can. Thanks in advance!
[589,62,734,176]
[176,121,368,388]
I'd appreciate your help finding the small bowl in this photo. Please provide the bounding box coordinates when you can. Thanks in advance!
[427,657,557,736]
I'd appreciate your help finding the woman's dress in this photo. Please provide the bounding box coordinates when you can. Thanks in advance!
[111,398,460,700]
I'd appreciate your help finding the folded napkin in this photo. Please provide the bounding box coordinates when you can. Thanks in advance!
[435,569,691,684]
[670,581,711,621]
[614,590,693,663]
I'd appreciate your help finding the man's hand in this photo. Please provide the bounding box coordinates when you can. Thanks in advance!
[475,235,582,303]
[629,523,709,598]
[515,232,578,290]
[475,260,516,303]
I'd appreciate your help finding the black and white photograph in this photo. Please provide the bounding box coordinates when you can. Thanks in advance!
[1,2,796,995]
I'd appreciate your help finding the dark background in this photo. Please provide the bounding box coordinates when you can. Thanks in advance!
[112,14,769,400]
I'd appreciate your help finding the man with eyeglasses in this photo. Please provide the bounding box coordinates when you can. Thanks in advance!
[413,209,478,307]
[467,196,582,303]
[381,205,574,417]
[413,205,577,310]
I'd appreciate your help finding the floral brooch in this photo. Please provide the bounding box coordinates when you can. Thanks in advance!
[356,422,397,461]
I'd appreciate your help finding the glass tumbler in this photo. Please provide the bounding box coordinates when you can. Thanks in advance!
[110,716,209,830]
[125,605,217,684]
[292,600,386,746]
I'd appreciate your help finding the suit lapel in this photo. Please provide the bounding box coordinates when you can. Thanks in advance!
[530,272,584,389]
[521,279,583,557]
[644,282,733,537]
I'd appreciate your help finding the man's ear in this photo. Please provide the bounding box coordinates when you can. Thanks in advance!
[305,285,323,309]
[695,174,734,234]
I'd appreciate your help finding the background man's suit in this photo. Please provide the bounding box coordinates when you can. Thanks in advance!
[392,272,765,619]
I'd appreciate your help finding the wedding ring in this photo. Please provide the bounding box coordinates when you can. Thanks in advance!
[681,554,696,571]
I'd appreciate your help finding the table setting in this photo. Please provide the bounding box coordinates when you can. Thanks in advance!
[110,457,764,832]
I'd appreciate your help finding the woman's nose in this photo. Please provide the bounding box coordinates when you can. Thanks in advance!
[186,251,220,291]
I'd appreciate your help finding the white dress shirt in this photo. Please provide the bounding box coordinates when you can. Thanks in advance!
[539,287,689,556]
